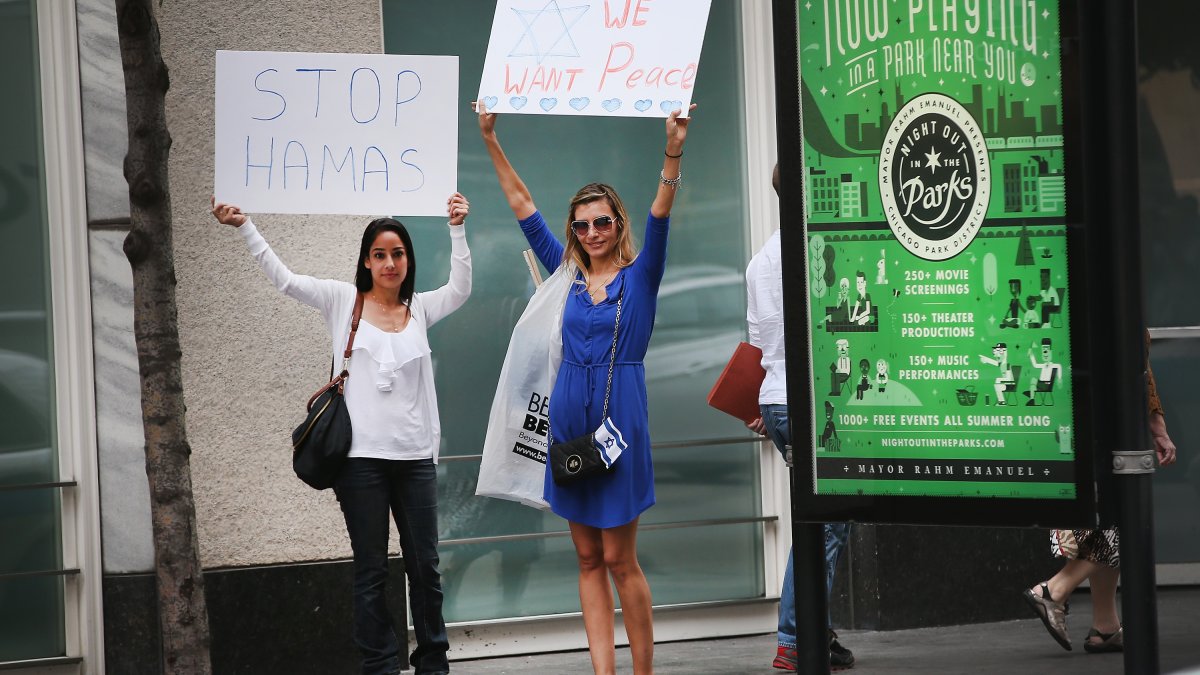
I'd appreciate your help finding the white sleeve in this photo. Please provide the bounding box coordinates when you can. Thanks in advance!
[416,223,473,326]
[746,262,763,350]
[237,218,344,319]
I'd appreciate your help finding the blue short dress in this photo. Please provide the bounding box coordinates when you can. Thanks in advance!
[518,209,669,529]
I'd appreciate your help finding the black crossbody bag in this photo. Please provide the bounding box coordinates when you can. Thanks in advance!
[548,288,623,485]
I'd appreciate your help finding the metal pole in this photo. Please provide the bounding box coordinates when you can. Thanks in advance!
[1086,1,1160,672]
[771,0,830,671]
[786,446,830,675]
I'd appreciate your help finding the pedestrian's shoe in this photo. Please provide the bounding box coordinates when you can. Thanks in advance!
[1083,627,1123,653]
[771,644,797,671]
[829,629,855,670]
[1022,582,1072,650]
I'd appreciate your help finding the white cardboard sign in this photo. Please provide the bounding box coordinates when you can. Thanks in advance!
[215,51,458,216]
[476,0,712,118]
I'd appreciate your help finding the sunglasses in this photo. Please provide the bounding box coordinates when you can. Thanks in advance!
[570,215,615,236]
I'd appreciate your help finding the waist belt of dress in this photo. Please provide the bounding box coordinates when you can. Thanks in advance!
[562,358,642,409]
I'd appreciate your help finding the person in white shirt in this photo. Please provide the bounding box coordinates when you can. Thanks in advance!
[744,165,854,672]
[211,194,471,675]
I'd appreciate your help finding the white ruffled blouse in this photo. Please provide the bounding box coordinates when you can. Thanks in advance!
[341,316,434,460]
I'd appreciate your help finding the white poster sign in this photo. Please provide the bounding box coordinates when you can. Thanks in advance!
[215,51,458,216]
[476,0,712,118]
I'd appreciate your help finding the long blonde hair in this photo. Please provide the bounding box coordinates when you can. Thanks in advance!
[562,183,637,285]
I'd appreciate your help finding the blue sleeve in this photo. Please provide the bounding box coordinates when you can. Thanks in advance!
[518,210,565,272]
[634,212,670,290]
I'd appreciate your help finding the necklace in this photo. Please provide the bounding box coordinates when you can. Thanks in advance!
[368,293,408,332]
[587,269,617,301]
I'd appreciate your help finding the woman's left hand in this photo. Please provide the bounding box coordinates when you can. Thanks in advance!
[665,103,698,154]
[447,192,469,225]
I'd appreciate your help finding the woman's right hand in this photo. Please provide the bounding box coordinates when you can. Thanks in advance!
[211,195,247,227]
[474,100,497,137]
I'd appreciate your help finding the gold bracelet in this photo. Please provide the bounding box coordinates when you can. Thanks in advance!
[659,170,682,188]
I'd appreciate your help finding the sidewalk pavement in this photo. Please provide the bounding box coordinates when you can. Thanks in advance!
[448,587,1200,674]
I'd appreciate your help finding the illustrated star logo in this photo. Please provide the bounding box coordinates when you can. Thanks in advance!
[509,1,589,64]
[925,149,942,173]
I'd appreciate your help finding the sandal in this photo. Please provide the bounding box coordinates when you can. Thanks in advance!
[1084,627,1123,653]
[1022,582,1072,651]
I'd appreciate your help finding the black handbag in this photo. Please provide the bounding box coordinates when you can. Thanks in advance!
[291,293,364,490]
[549,289,623,485]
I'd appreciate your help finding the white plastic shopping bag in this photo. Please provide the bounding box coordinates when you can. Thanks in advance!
[475,263,575,509]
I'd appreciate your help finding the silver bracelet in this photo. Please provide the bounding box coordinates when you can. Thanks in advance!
[659,170,682,188]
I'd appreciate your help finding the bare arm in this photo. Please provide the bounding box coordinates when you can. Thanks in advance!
[476,102,536,220]
[650,104,697,219]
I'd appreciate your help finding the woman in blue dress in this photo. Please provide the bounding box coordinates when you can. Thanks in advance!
[477,101,695,675]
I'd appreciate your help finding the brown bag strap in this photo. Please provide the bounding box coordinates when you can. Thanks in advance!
[344,292,365,359]
[310,293,366,410]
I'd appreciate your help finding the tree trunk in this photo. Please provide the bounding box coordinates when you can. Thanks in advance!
[115,0,212,672]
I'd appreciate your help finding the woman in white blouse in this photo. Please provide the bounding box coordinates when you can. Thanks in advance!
[211,194,471,675]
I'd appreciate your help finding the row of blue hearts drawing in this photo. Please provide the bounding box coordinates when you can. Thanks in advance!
[481,95,683,113]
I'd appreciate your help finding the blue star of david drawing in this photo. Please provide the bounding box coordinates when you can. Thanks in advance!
[509,0,589,64]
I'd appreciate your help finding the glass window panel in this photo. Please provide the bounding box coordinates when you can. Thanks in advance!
[646,443,762,524]
[0,0,65,661]
[0,575,65,661]
[1138,1,1200,327]
[386,0,764,622]
[1147,339,1200,564]
[440,522,764,623]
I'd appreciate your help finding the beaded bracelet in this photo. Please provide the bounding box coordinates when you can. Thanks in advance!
[659,170,682,188]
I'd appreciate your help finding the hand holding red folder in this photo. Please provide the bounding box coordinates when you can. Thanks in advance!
[706,342,766,425]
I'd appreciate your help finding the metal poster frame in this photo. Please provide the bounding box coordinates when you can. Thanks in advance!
[775,0,1101,527]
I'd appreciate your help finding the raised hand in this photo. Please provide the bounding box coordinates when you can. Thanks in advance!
[447,192,470,226]
[211,195,246,227]
[474,100,497,137]
[665,103,698,153]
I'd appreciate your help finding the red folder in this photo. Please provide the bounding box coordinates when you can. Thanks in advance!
[706,342,766,424]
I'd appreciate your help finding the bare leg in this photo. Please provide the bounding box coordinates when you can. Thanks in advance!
[1040,558,1098,603]
[602,520,654,675]
[1087,565,1122,635]
[570,522,616,675]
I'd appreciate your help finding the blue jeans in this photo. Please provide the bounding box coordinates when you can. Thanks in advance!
[335,458,449,675]
[761,404,851,649]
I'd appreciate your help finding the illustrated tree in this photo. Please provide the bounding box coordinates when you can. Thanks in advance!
[116,0,212,671]
[810,235,828,298]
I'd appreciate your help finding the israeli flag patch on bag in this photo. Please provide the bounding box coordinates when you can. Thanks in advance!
[593,417,628,468]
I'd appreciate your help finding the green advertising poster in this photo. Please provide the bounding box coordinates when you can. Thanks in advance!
[800,1,1074,499]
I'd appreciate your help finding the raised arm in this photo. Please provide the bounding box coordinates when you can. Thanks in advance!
[476,102,536,220]
[650,104,697,219]
[211,196,342,313]
[421,192,474,326]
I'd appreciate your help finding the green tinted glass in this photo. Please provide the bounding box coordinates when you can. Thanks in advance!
[385,0,762,623]
[0,0,65,661]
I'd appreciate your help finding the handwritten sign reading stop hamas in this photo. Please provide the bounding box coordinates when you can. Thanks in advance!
[214,51,458,216]
[476,0,711,118]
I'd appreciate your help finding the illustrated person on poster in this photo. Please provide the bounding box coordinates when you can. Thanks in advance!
[1023,296,1042,329]
[830,338,851,395]
[855,358,872,400]
[979,342,1016,405]
[848,271,873,325]
[875,358,889,393]
[1001,279,1022,328]
[1039,268,1061,326]
[820,400,839,450]
[1026,337,1063,405]
[819,277,851,328]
